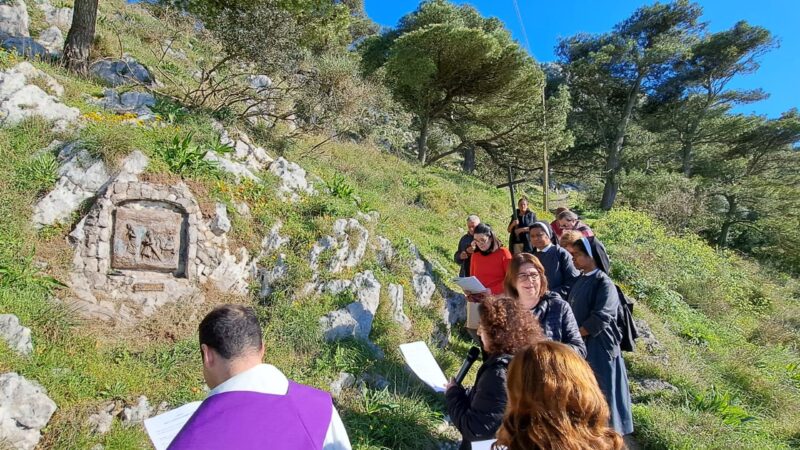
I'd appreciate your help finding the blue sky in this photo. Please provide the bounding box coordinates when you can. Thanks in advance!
[364,0,799,118]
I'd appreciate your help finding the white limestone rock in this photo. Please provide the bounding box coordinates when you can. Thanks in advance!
[0,0,29,38]
[38,3,72,30]
[329,372,355,398]
[87,403,115,435]
[255,253,288,299]
[0,314,32,355]
[320,271,381,341]
[121,396,151,426]
[269,157,314,202]
[0,62,79,131]
[208,247,251,294]
[0,373,57,450]
[310,219,369,274]
[92,89,156,119]
[388,284,411,331]
[204,151,260,182]
[209,203,231,236]
[409,242,436,307]
[36,26,63,55]
[375,236,395,268]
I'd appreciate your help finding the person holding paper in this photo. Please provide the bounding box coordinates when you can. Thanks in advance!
[466,223,512,338]
[494,341,624,450]
[503,252,585,357]
[168,304,352,450]
[444,296,544,450]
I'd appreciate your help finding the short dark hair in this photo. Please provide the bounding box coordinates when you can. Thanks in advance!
[199,304,263,359]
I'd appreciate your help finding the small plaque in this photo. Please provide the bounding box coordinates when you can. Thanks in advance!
[113,206,183,272]
[133,283,165,293]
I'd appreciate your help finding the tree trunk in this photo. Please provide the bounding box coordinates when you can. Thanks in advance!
[681,140,693,177]
[461,145,475,174]
[718,195,737,248]
[63,0,99,74]
[417,117,429,164]
[600,73,643,211]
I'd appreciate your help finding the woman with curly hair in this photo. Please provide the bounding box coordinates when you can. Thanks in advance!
[494,341,625,450]
[445,296,544,450]
[504,253,585,357]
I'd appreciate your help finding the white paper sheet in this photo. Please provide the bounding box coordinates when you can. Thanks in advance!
[451,276,487,294]
[144,401,202,450]
[471,440,498,450]
[399,341,448,392]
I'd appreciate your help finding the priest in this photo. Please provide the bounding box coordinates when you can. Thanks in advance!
[168,304,352,450]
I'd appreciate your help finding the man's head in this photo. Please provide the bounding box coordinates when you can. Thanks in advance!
[557,210,579,230]
[467,215,481,235]
[199,304,265,389]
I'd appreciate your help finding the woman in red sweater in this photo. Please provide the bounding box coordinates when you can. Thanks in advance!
[466,223,512,338]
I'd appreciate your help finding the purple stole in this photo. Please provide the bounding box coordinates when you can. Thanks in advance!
[168,381,333,450]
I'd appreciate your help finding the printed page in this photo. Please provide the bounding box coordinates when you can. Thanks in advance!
[472,440,499,450]
[144,401,202,450]
[399,341,448,392]
[451,276,487,294]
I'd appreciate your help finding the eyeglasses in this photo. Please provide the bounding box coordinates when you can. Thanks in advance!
[474,236,490,245]
[516,271,541,282]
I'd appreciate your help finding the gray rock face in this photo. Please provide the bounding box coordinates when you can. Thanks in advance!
[35,26,62,54]
[89,57,154,87]
[309,219,369,274]
[2,36,47,59]
[38,3,72,30]
[204,151,259,182]
[208,247,251,294]
[0,314,32,355]
[92,89,156,119]
[210,120,273,174]
[256,253,288,299]
[329,372,355,398]
[375,236,395,268]
[0,373,57,450]
[32,148,149,228]
[209,203,231,236]
[269,157,315,202]
[0,62,79,131]
[320,271,381,341]
[87,403,115,435]
[0,0,28,38]
[121,396,152,425]
[409,243,436,307]
[388,284,411,331]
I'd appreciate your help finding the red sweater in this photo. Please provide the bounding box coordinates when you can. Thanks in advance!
[469,247,512,294]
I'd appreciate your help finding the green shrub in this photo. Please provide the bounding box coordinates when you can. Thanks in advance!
[14,152,59,197]
[155,132,221,178]
[687,385,757,426]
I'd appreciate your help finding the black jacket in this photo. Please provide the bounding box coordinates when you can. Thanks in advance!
[454,233,475,277]
[445,354,511,450]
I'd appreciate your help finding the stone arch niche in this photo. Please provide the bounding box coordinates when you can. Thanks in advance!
[69,181,203,321]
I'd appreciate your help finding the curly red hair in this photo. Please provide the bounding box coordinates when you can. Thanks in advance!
[494,341,624,450]
[478,296,544,355]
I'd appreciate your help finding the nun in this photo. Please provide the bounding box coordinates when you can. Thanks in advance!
[562,235,634,436]
[529,222,580,298]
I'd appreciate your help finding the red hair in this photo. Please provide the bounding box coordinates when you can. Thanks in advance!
[494,341,624,450]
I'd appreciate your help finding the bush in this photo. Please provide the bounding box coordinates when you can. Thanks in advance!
[14,152,59,197]
[155,132,221,178]
[617,170,705,233]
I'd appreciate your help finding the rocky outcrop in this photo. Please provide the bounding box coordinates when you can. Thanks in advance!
[0,0,29,38]
[309,218,369,274]
[0,373,57,450]
[408,242,436,307]
[388,283,411,331]
[320,271,381,341]
[91,89,156,119]
[0,62,80,131]
[32,147,149,228]
[89,56,154,87]
[269,157,315,202]
[0,314,32,355]
[1,36,47,59]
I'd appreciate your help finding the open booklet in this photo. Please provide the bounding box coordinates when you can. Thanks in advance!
[143,401,202,450]
[399,341,449,392]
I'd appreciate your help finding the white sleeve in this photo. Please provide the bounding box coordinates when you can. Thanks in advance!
[322,406,352,450]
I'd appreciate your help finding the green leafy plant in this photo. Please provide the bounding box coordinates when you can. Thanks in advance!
[687,386,757,426]
[14,152,59,196]
[326,173,355,200]
[152,98,189,124]
[156,133,220,178]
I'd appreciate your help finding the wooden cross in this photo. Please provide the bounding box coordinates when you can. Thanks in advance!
[496,165,531,221]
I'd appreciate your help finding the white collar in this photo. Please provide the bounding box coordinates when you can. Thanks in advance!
[208,363,289,397]
[583,268,600,276]
[538,244,554,253]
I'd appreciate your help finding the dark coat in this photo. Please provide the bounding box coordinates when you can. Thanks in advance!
[454,233,475,277]
[445,354,511,450]
[508,210,537,252]
[567,270,634,435]
[534,245,580,298]
[531,292,586,358]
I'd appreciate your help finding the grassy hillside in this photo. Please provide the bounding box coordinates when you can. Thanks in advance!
[1,1,799,449]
